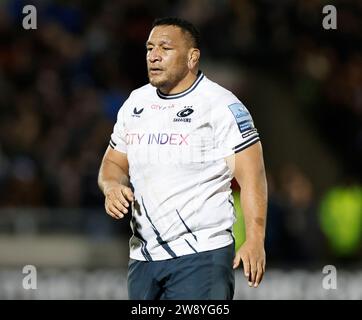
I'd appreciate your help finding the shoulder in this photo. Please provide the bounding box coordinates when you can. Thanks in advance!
[201,76,248,120]
[117,84,153,115]
[200,76,257,134]
[128,83,154,101]
[200,76,241,106]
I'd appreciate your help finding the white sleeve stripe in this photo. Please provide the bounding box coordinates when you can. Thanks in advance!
[234,137,260,153]
[109,139,117,149]
[233,135,259,151]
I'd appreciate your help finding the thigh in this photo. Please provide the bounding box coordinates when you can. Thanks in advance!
[127,259,163,300]
[161,244,235,300]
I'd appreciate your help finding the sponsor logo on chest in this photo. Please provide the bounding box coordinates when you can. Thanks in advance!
[132,107,144,118]
[126,133,189,145]
[173,106,194,123]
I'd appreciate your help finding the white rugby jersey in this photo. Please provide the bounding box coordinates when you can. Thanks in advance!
[109,71,260,261]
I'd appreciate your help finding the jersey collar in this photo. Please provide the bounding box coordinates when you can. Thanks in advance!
[156,71,204,100]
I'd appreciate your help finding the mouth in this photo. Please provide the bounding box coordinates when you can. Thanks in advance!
[149,68,163,75]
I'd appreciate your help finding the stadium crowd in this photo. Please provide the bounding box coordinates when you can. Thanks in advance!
[0,0,361,265]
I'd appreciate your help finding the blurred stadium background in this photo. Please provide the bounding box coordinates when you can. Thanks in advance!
[0,0,361,299]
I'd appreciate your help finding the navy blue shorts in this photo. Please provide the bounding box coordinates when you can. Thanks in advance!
[127,243,235,300]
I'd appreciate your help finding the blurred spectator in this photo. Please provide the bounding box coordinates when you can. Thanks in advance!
[278,164,324,264]
[319,183,362,259]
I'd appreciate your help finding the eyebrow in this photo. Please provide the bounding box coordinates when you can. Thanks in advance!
[145,40,172,47]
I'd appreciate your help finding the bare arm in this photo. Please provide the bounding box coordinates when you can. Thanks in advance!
[98,146,134,219]
[230,141,268,287]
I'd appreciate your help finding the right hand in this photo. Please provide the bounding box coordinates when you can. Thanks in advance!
[104,184,134,219]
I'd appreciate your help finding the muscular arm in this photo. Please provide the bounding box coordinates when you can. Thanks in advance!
[98,146,134,219]
[229,141,268,287]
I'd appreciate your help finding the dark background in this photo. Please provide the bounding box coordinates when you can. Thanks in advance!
[0,0,361,299]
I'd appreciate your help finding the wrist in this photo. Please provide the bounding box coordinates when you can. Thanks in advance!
[245,231,265,244]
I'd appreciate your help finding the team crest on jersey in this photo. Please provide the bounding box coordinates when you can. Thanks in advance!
[173,106,193,123]
[132,107,144,118]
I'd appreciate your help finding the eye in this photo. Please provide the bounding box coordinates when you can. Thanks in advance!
[146,47,153,52]
[163,47,172,51]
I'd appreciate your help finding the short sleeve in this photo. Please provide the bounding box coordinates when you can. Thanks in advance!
[213,99,260,158]
[109,101,128,154]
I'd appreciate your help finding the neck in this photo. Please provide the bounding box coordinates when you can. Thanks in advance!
[159,70,198,95]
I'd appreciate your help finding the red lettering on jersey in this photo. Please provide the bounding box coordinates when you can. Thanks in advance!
[179,134,189,145]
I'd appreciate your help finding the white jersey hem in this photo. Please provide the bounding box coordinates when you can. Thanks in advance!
[129,238,234,262]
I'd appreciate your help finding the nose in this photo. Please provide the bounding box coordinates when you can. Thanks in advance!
[147,47,161,63]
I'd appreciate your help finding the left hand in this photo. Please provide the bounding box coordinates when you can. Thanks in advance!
[233,239,266,288]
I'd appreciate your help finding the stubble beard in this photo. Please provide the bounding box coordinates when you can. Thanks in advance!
[148,68,188,93]
[148,74,167,89]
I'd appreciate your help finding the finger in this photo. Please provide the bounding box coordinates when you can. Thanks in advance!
[105,207,120,219]
[106,196,125,213]
[113,198,129,214]
[104,200,119,219]
[233,254,241,269]
[241,255,250,279]
[114,191,131,208]
[250,260,257,286]
[254,261,264,287]
[108,204,124,219]
[122,187,134,203]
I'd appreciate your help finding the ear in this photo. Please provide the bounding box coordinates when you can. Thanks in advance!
[188,48,200,69]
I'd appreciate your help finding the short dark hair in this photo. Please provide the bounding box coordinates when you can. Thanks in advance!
[152,17,200,49]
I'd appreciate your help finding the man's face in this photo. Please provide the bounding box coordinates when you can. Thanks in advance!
[146,25,190,90]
